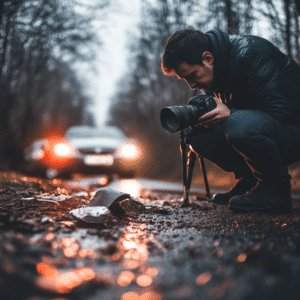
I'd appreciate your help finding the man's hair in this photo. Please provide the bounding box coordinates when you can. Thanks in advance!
[162,29,211,75]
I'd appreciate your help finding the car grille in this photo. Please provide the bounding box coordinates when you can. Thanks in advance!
[78,148,115,155]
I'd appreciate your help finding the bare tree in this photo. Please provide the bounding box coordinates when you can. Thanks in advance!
[109,0,203,179]
[258,0,300,60]
[295,0,300,14]
[0,0,108,169]
[207,0,254,35]
[284,0,292,57]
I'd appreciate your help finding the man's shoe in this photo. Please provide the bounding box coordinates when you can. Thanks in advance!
[228,181,292,213]
[212,176,257,205]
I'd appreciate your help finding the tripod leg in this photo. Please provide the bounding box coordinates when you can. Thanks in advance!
[198,156,211,198]
[180,132,188,203]
[184,150,196,204]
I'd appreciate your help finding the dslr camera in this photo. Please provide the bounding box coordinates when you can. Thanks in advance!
[160,91,217,133]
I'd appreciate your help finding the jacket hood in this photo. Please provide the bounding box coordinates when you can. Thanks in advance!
[205,30,231,94]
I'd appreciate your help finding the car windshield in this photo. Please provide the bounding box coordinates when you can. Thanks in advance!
[66,126,125,140]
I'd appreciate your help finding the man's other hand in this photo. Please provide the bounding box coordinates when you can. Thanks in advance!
[198,97,230,127]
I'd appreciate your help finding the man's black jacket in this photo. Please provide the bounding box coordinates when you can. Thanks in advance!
[205,30,300,126]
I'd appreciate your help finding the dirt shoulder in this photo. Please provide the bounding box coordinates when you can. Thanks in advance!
[0,172,300,300]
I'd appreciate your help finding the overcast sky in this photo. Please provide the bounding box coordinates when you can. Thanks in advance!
[87,0,141,126]
[80,0,272,127]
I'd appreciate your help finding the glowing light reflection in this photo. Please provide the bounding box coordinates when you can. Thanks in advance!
[136,274,152,287]
[118,224,160,295]
[113,179,143,198]
[44,233,55,241]
[146,267,159,277]
[36,263,58,277]
[121,292,139,300]
[237,253,247,262]
[117,271,135,287]
[35,267,95,294]
[122,237,149,261]
[139,291,163,300]
[99,176,109,185]
[195,272,212,285]
[123,259,140,270]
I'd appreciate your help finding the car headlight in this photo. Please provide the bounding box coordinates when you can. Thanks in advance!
[54,143,72,157]
[118,143,141,160]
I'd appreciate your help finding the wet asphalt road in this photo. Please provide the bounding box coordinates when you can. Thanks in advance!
[67,176,226,198]
[1,175,300,300]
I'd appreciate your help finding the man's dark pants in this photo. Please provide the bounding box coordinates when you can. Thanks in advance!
[190,109,300,185]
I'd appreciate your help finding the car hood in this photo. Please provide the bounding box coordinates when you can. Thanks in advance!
[69,137,124,150]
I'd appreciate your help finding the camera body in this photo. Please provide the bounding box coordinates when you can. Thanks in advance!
[160,93,217,133]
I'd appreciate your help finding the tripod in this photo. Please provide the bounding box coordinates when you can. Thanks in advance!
[180,127,211,205]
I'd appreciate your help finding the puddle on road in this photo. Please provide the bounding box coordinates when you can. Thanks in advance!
[28,217,164,299]
[117,222,163,299]
[0,174,177,299]
[120,224,149,261]
[3,173,300,300]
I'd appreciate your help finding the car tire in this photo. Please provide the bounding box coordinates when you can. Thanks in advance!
[59,171,72,180]
[118,171,136,179]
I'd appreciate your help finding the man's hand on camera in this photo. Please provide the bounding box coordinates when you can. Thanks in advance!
[198,97,230,127]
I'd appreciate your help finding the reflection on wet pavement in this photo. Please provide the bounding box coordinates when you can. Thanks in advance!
[2,173,300,299]
[36,265,96,294]
[109,179,144,198]
[66,174,110,189]
[117,222,162,299]
[20,212,163,299]
[195,272,212,285]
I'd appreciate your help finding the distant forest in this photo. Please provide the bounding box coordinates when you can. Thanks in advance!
[0,0,108,169]
[108,0,300,183]
[1,0,300,183]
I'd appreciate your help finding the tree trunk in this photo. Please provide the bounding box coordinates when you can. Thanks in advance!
[224,0,239,35]
[295,0,300,15]
[284,0,292,57]
[294,7,300,62]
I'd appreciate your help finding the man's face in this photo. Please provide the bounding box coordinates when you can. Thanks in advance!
[174,52,214,93]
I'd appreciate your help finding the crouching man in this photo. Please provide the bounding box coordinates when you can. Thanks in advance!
[161,28,300,213]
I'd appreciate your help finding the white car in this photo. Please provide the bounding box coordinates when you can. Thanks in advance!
[23,125,141,179]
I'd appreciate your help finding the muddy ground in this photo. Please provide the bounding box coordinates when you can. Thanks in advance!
[0,172,300,300]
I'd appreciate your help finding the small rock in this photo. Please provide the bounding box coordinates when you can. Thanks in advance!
[88,188,130,207]
[70,206,112,224]
[73,191,88,198]
[118,198,145,216]
[88,187,145,217]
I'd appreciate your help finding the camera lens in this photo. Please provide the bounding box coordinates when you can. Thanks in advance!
[160,108,179,132]
[160,106,192,133]
[160,92,216,133]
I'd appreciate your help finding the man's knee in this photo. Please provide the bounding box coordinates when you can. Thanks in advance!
[224,110,264,144]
